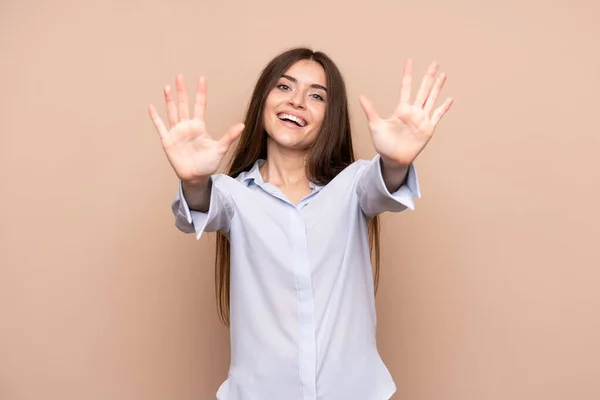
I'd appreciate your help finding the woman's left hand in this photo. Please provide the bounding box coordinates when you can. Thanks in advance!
[359,60,453,167]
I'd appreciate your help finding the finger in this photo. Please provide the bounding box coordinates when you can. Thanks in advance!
[194,76,207,121]
[431,97,454,126]
[399,59,413,105]
[148,104,169,139]
[414,61,439,108]
[359,95,380,123]
[218,123,245,148]
[164,85,178,128]
[423,72,447,116]
[175,74,190,121]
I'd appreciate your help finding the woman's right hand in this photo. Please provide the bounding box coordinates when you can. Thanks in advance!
[148,75,244,183]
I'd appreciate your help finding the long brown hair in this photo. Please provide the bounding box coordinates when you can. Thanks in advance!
[215,47,381,326]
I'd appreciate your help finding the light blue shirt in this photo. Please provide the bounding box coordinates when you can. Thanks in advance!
[172,154,420,400]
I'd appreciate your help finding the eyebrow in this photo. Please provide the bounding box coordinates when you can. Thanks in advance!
[281,74,327,92]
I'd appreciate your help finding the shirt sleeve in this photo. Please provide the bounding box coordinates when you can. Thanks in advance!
[170,176,235,239]
[356,154,421,218]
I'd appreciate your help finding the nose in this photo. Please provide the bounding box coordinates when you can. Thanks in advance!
[287,89,306,109]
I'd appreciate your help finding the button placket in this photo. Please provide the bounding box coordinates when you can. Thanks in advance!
[290,208,317,399]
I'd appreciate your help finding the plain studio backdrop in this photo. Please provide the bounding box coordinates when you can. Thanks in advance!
[1,0,599,399]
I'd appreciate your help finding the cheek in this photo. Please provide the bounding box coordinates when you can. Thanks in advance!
[263,94,281,123]
[311,107,327,130]
[264,93,276,110]
[263,100,275,124]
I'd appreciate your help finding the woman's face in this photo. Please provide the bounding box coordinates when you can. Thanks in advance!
[263,60,327,151]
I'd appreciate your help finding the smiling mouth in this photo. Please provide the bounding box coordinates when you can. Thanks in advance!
[277,113,307,127]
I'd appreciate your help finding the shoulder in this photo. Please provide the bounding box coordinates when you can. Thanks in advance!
[209,172,257,200]
[341,156,379,179]
[210,173,246,190]
[205,175,243,203]
[350,155,380,170]
[354,157,377,169]
[319,156,378,189]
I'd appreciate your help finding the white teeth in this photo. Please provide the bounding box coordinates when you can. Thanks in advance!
[278,113,307,127]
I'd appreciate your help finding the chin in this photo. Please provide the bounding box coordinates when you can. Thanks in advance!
[267,129,313,150]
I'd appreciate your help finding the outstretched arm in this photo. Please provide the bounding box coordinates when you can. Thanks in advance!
[148,74,244,212]
[148,74,243,236]
[359,59,453,192]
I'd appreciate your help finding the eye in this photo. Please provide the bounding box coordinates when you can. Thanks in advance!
[276,84,291,91]
[310,93,325,101]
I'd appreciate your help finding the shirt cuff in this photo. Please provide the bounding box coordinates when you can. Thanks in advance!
[374,154,421,210]
[174,179,218,240]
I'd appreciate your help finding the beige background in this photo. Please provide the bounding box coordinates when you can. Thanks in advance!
[1,0,599,399]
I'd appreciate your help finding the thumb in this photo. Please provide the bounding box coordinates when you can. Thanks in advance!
[219,122,245,148]
[359,95,380,123]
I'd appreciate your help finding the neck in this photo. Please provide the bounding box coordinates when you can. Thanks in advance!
[260,139,309,187]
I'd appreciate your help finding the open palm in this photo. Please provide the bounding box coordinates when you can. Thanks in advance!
[148,75,244,182]
[359,60,453,166]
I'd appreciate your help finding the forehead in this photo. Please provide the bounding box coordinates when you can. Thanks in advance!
[283,60,326,86]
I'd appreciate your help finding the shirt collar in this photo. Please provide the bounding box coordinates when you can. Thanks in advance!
[241,159,322,190]
[241,159,266,186]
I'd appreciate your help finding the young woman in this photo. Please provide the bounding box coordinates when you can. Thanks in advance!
[148,47,452,400]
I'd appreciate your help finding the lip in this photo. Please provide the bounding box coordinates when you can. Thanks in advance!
[276,111,308,127]
[278,119,304,130]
